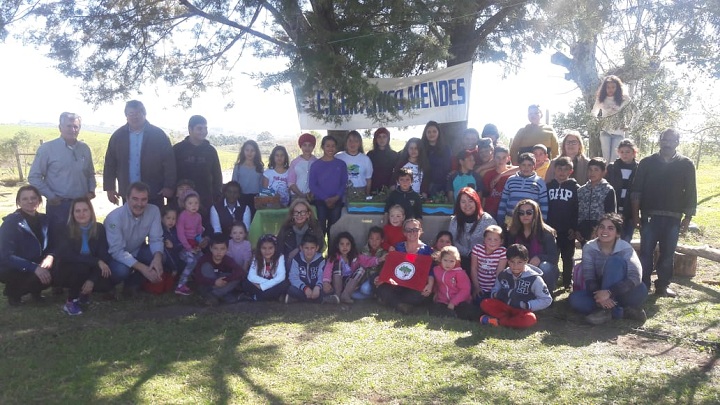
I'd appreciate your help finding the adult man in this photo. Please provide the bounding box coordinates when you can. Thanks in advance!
[509,105,559,165]
[173,115,223,209]
[104,182,164,295]
[28,112,95,225]
[632,129,697,297]
[104,100,176,207]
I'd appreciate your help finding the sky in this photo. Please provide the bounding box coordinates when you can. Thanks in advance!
[0,37,583,140]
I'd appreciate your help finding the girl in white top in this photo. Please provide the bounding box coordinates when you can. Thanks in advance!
[288,133,318,200]
[241,234,288,301]
[591,75,634,162]
[263,145,291,206]
[335,130,373,195]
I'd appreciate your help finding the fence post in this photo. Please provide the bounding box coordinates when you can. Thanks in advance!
[14,145,24,182]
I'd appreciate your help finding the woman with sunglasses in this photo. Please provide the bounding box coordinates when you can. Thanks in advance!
[277,199,324,268]
[506,199,560,293]
[375,219,434,313]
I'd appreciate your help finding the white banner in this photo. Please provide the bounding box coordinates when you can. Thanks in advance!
[295,62,473,130]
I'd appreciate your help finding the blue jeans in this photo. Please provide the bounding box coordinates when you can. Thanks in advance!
[108,245,155,288]
[314,200,343,237]
[599,131,624,162]
[46,198,73,228]
[640,215,680,289]
[569,256,649,314]
[621,217,635,242]
[538,261,559,293]
[287,285,323,303]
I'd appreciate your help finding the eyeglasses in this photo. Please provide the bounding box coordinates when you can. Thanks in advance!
[565,140,580,145]
[518,210,535,216]
[403,228,420,233]
[293,210,309,217]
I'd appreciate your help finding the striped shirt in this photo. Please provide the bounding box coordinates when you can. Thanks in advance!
[497,172,549,221]
[472,244,507,293]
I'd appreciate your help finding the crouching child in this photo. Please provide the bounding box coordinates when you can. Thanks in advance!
[193,233,248,305]
[479,244,552,328]
[286,234,327,303]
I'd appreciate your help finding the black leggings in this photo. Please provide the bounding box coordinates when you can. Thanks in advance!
[53,263,97,300]
[0,268,48,299]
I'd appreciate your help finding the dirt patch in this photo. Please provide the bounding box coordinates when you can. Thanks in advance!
[614,334,717,369]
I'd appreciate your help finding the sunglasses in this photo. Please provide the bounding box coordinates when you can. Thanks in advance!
[403,228,420,233]
[518,209,535,216]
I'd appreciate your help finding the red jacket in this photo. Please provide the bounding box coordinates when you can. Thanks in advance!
[432,265,472,306]
[193,254,246,286]
[381,224,406,251]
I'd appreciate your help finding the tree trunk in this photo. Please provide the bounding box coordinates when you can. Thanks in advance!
[327,130,349,151]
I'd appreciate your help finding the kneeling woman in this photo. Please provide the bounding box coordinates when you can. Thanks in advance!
[55,198,113,315]
[569,213,648,324]
[375,219,434,313]
[0,185,55,305]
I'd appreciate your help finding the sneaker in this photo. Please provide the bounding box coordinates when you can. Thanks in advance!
[655,286,678,298]
[322,294,340,304]
[31,292,47,303]
[624,306,647,322]
[174,285,192,296]
[479,315,499,326]
[284,294,298,304]
[78,294,91,305]
[63,300,83,316]
[585,309,611,325]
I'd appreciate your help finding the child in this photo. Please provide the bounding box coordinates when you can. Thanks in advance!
[241,234,289,301]
[497,152,549,225]
[421,121,452,196]
[480,244,552,328]
[393,137,428,196]
[263,145,291,206]
[367,127,399,193]
[451,128,482,171]
[232,140,264,218]
[355,226,387,300]
[384,168,422,220]
[475,138,496,177]
[210,181,251,236]
[446,150,483,203]
[287,234,327,304]
[605,139,638,241]
[482,145,515,221]
[169,179,195,212]
[532,144,551,178]
[288,133,318,201]
[335,130,374,196]
[161,206,184,278]
[382,204,407,251]
[546,156,579,289]
[433,231,454,251]
[193,233,247,305]
[577,157,617,245]
[470,225,507,302]
[227,222,252,273]
[175,190,205,295]
[430,246,478,320]
[323,232,384,304]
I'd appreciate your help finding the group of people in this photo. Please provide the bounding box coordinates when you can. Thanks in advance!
[0,82,697,327]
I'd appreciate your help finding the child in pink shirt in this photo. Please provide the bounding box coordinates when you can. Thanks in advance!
[430,246,479,320]
[175,190,204,295]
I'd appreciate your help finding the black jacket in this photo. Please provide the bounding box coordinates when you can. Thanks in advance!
[173,137,223,208]
[547,178,579,232]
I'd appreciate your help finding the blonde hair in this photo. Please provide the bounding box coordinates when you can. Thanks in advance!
[440,245,460,262]
[388,204,406,217]
[483,225,504,240]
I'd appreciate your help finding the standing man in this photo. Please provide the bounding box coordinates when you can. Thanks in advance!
[173,115,223,210]
[104,182,164,296]
[28,112,96,226]
[509,104,559,165]
[104,100,176,207]
[632,129,697,297]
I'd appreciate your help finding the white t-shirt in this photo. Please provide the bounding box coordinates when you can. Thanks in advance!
[335,151,373,188]
[263,168,290,206]
[400,161,423,194]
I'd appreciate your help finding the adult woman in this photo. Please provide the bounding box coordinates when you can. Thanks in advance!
[209,181,251,236]
[448,187,497,270]
[569,213,648,324]
[375,218,434,313]
[421,121,452,196]
[545,130,589,186]
[335,130,373,196]
[54,197,112,315]
[367,127,398,194]
[0,185,54,305]
[506,199,559,292]
[591,76,633,162]
[277,198,324,267]
[309,135,348,237]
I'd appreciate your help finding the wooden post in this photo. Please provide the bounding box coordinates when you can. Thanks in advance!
[14,145,23,182]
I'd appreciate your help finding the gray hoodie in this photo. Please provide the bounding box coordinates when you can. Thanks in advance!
[581,239,642,296]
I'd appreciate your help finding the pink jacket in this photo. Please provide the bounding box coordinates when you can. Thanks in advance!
[176,210,203,251]
[432,265,472,306]
[322,253,380,283]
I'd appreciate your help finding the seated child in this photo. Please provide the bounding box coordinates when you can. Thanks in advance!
[323,232,385,304]
[479,244,552,328]
[577,157,616,245]
[382,204,407,252]
[470,225,507,302]
[227,222,252,273]
[354,226,387,300]
[446,150,484,204]
[241,234,289,301]
[430,246,479,320]
[433,231,454,251]
[384,168,422,220]
[193,233,247,305]
[175,190,205,296]
[286,234,327,304]
[161,206,184,277]
[169,179,195,211]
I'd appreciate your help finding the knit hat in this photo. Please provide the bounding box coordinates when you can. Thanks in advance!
[374,127,390,137]
[298,133,316,147]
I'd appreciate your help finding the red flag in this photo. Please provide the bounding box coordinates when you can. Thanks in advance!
[378,251,433,291]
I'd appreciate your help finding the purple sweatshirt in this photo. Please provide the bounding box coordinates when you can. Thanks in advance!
[309,158,348,201]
